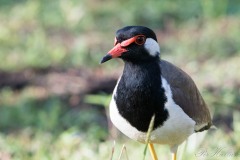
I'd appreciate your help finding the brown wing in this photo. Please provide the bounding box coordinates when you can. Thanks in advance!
[160,60,212,132]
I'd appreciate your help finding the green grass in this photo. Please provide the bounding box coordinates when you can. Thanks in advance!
[0,0,240,159]
[1,128,240,160]
[0,0,240,71]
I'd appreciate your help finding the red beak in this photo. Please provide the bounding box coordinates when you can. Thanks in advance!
[100,36,138,63]
[100,43,128,63]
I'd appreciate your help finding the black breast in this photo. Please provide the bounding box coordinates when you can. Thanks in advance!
[115,60,169,132]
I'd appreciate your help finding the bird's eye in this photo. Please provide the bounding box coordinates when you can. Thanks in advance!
[135,35,146,45]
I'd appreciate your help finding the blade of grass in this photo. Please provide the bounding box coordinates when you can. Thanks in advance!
[110,140,116,160]
[118,144,129,160]
[143,114,155,160]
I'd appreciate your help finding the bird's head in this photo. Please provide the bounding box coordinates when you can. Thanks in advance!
[101,26,160,64]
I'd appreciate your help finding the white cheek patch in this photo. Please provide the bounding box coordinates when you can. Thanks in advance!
[144,38,160,57]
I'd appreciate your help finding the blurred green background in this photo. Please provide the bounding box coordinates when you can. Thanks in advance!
[0,0,240,159]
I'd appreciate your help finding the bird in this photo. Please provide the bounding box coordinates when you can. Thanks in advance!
[100,26,212,160]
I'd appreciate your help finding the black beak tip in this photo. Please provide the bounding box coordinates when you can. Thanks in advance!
[100,54,112,64]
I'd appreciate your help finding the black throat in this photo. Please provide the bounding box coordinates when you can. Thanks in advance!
[115,59,169,132]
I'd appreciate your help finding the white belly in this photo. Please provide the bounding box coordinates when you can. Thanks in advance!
[110,77,196,146]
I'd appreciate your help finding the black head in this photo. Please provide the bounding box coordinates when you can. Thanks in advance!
[101,26,160,63]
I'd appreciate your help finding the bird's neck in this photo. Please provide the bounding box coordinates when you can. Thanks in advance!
[121,59,162,88]
[115,59,168,132]
[123,58,161,77]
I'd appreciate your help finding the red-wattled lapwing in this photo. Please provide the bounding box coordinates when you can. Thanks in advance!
[100,26,212,160]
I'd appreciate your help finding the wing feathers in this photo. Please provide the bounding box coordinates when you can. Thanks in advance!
[160,60,212,131]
